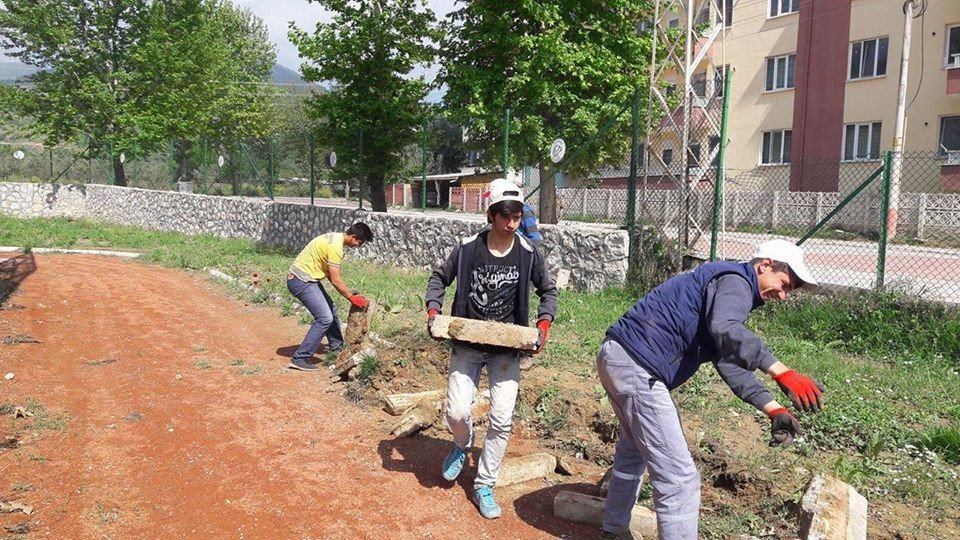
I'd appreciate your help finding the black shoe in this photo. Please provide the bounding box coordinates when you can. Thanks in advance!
[288,359,319,371]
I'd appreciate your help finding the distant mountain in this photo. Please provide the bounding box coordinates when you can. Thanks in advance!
[0,61,310,87]
[272,64,308,85]
[0,62,40,84]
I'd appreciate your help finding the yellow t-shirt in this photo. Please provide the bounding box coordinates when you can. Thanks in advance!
[290,232,345,281]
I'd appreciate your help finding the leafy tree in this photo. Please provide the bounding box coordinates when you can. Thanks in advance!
[0,0,276,187]
[439,0,655,222]
[290,0,440,212]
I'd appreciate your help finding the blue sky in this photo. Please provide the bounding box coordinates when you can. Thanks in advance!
[233,0,456,74]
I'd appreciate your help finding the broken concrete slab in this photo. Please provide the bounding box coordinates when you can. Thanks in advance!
[331,346,376,382]
[496,453,558,487]
[553,490,657,539]
[390,401,439,438]
[429,315,539,350]
[799,473,868,540]
[555,268,571,290]
[383,390,445,416]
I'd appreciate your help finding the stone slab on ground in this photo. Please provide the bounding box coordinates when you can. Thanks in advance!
[390,401,439,438]
[553,490,657,539]
[799,473,868,540]
[496,453,557,487]
[382,389,445,416]
[429,315,538,350]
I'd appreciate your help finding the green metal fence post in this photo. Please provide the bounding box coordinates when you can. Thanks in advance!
[422,119,428,211]
[502,108,510,174]
[877,151,893,289]
[309,133,316,206]
[710,71,732,261]
[627,86,641,275]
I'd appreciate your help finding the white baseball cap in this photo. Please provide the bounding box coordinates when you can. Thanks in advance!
[483,178,524,209]
[751,239,818,289]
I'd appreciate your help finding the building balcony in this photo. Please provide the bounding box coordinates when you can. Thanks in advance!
[948,65,960,97]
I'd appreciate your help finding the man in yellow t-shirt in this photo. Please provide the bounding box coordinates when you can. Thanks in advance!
[286,222,373,371]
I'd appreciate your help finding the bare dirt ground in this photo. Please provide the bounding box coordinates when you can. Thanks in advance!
[0,253,602,539]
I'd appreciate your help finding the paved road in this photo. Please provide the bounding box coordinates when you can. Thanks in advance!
[263,196,960,304]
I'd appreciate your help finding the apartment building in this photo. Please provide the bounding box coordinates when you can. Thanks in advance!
[648,0,960,193]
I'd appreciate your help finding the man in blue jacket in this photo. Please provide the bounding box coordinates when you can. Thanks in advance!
[597,239,825,539]
[425,178,558,520]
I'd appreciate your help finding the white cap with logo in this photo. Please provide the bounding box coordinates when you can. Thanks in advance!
[483,178,524,209]
[751,239,818,289]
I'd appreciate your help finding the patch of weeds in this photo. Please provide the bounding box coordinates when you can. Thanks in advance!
[238,364,265,376]
[344,379,371,403]
[919,427,960,465]
[323,351,339,367]
[10,482,35,492]
[1,334,40,345]
[191,345,206,353]
[194,359,211,370]
[831,454,884,492]
[535,383,570,436]
[358,355,380,380]
[95,501,121,524]
[24,399,68,431]
[28,454,47,464]
[279,302,294,317]
[0,403,15,415]
[298,311,313,326]
[229,358,245,366]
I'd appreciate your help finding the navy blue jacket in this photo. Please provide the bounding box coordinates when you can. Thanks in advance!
[607,261,777,410]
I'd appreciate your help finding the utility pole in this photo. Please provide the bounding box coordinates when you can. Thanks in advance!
[888,0,916,239]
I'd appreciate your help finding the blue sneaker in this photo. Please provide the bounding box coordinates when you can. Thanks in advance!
[473,485,501,519]
[441,446,466,481]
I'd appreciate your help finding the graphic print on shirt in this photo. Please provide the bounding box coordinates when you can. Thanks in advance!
[469,263,519,320]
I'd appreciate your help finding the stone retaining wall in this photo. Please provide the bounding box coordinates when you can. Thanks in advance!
[0,182,628,291]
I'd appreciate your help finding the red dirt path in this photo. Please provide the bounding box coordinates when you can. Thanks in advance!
[0,253,598,539]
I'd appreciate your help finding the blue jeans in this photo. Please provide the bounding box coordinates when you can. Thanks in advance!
[287,276,345,362]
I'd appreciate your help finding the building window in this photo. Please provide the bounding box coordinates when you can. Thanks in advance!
[843,122,882,161]
[765,54,796,91]
[947,25,960,68]
[723,0,733,27]
[688,143,702,166]
[769,0,798,18]
[849,37,889,80]
[761,130,792,164]
[709,136,721,166]
[714,65,730,97]
[662,148,674,166]
[939,116,960,154]
[668,17,680,29]
[692,72,707,98]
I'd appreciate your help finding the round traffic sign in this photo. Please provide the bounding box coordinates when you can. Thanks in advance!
[328,152,337,168]
[550,138,566,164]
[13,150,24,160]
[217,155,225,168]
[119,152,125,164]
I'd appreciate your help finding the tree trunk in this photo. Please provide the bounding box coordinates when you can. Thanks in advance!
[539,162,558,224]
[174,139,192,182]
[113,156,127,187]
[368,172,387,212]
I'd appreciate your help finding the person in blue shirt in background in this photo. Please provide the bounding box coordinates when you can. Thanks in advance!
[502,178,543,370]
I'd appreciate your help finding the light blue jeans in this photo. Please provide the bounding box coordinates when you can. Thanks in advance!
[446,343,520,488]
[287,276,345,362]
[596,338,700,540]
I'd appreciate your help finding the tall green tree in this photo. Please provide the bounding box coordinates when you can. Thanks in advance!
[290,0,440,212]
[440,0,654,222]
[0,0,276,187]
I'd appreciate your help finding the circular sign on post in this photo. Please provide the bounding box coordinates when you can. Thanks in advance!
[550,138,566,164]
[327,152,337,168]
[119,152,125,164]
[217,155,225,168]
[13,150,25,160]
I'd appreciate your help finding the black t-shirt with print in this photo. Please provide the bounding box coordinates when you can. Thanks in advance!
[466,237,520,323]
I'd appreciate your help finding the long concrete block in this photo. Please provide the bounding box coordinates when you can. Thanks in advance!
[429,315,539,350]
[799,473,868,540]
[496,453,557,487]
[553,490,657,539]
[382,389,444,416]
